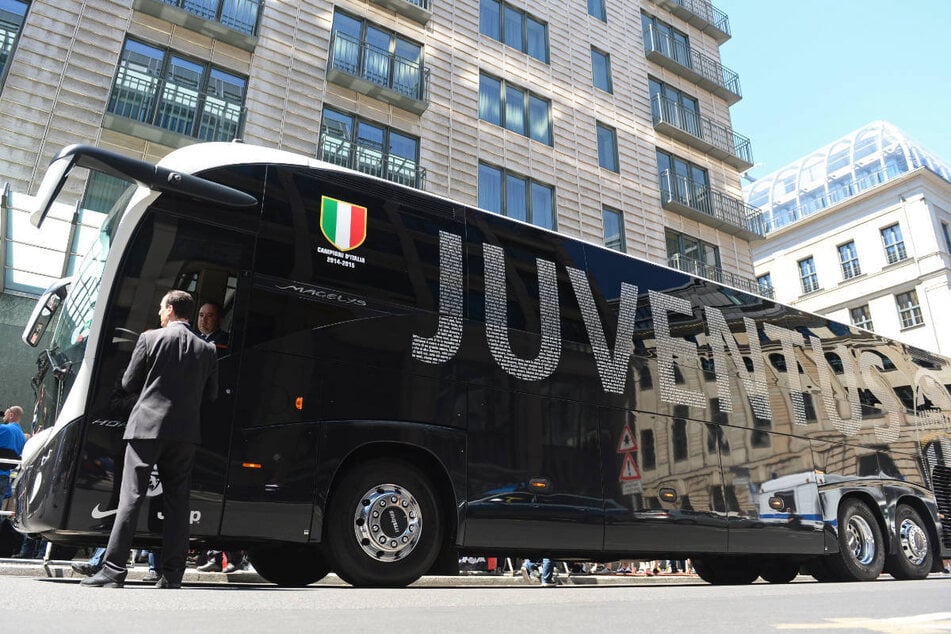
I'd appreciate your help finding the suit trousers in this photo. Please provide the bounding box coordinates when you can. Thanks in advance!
[102,438,197,583]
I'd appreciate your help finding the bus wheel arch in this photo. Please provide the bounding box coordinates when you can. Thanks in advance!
[827,496,885,581]
[324,446,453,587]
[885,500,935,580]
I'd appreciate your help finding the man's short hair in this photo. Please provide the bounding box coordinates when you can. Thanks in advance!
[200,300,223,315]
[163,290,195,321]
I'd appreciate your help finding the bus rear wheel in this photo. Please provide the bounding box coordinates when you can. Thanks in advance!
[325,458,442,587]
[885,504,933,580]
[248,544,330,587]
[759,557,800,584]
[692,556,761,585]
[827,498,884,581]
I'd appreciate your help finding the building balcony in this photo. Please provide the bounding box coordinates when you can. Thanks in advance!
[105,74,245,146]
[370,0,432,24]
[652,95,753,171]
[643,24,741,105]
[318,132,428,191]
[648,0,730,43]
[327,31,430,115]
[667,254,773,299]
[135,0,262,51]
[659,170,765,240]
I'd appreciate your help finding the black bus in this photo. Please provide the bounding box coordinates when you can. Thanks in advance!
[13,143,951,587]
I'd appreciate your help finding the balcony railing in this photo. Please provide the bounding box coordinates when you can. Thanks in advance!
[667,254,773,299]
[318,132,427,191]
[649,0,730,43]
[643,23,741,104]
[369,0,432,24]
[107,72,245,142]
[156,0,263,36]
[327,31,430,115]
[651,95,753,171]
[658,169,765,240]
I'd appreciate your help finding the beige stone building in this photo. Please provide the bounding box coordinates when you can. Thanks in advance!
[0,0,759,405]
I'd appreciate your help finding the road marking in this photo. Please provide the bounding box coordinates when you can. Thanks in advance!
[775,612,951,633]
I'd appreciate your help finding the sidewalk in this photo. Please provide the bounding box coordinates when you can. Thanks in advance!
[0,558,702,587]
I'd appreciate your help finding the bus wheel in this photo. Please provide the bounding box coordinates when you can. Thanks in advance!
[760,557,800,584]
[249,544,330,587]
[692,556,760,585]
[326,458,442,587]
[805,556,842,582]
[827,498,884,581]
[885,504,933,580]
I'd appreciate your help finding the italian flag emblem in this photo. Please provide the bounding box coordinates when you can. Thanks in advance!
[320,196,368,251]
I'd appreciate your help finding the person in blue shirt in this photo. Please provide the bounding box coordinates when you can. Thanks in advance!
[0,406,27,501]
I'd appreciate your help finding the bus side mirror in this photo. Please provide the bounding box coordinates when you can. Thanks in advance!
[22,277,71,347]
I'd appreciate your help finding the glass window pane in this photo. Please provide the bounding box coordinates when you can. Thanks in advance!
[503,6,523,51]
[479,0,500,40]
[597,123,618,172]
[526,17,548,63]
[588,0,606,21]
[158,55,202,135]
[603,208,623,251]
[591,48,612,93]
[504,84,525,135]
[528,94,550,144]
[479,163,502,214]
[530,182,554,229]
[479,74,501,126]
[505,173,527,222]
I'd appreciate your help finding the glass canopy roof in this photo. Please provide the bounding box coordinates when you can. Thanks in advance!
[744,120,951,233]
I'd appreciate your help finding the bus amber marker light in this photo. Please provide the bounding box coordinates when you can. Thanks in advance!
[295,397,303,411]
[241,463,262,470]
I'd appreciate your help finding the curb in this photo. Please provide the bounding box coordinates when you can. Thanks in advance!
[0,558,702,586]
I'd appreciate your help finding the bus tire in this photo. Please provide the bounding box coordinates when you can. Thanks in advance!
[805,556,842,582]
[325,458,442,587]
[827,498,884,581]
[692,556,760,585]
[760,557,800,584]
[885,504,933,580]
[249,544,330,587]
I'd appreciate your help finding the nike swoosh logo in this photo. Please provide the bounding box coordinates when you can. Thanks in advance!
[90,504,118,519]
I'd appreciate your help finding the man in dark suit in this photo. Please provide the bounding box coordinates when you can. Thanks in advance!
[196,300,229,356]
[82,290,218,589]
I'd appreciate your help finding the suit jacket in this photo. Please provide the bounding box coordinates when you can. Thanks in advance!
[122,320,218,443]
[200,328,230,357]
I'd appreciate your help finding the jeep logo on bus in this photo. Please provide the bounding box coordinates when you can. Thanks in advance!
[411,231,951,441]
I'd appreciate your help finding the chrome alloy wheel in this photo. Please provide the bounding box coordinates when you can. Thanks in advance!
[846,515,877,565]
[897,517,928,566]
[352,484,422,562]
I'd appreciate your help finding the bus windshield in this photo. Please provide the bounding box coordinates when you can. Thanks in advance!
[33,178,136,431]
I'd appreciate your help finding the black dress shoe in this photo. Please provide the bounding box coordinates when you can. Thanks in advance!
[80,568,126,588]
[71,562,101,577]
[154,576,181,589]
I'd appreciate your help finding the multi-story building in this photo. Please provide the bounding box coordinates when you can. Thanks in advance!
[0,0,757,407]
[747,120,951,355]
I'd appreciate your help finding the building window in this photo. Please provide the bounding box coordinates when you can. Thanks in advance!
[479,73,552,145]
[656,149,710,212]
[649,77,700,136]
[895,290,924,328]
[158,0,262,35]
[838,241,861,280]
[318,107,424,189]
[479,0,548,63]
[602,207,624,252]
[850,305,873,331]
[0,0,28,86]
[881,223,907,264]
[596,122,619,172]
[588,0,606,21]
[942,221,951,253]
[642,13,691,68]
[640,429,656,470]
[798,257,819,294]
[591,47,613,94]
[666,229,719,276]
[107,38,246,142]
[672,406,688,461]
[756,273,772,295]
[331,11,425,101]
[478,163,555,229]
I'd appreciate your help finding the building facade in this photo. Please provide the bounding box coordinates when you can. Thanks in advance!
[0,0,758,408]
[747,121,951,356]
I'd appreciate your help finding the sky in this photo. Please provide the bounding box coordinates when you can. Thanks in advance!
[715,0,951,182]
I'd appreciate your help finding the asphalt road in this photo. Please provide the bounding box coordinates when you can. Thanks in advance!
[1,572,949,633]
